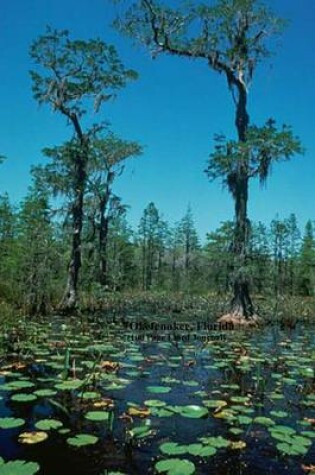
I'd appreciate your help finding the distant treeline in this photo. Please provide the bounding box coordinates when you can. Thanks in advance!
[0,191,314,315]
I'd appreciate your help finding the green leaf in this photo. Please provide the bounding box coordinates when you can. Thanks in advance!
[67,433,98,447]
[198,436,230,448]
[187,444,216,456]
[276,442,308,456]
[81,391,100,400]
[144,399,167,407]
[11,393,37,402]
[160,443,187,456]
[155,458,195,475]
[270,411,288,418]
[0,460,40,475]
[254,417,275,427]
[179,405,208,419]
[34,389,57,397]
[35,419,63,430]
[55,380,83,391]
[0,417,25,429]
[146,386,171,394]
[85,411,109,422]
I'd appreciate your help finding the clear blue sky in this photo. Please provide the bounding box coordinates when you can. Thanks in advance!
[0,0,314,239]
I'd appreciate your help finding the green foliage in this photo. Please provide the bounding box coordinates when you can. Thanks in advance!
[30,26,137,116]
[115,0,285,86]
[0,458,39,475]
[298,221,315,296]
[206,120,303,192]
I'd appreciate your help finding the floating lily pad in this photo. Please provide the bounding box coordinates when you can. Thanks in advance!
[35,419,63,431]
[213,409,236,421]
[58,428,71,435]
[155,458,195,475]
[202,400,227,409]
[237,415,252,425]
[18,431,48,445]
[144,400,167,408]
[270,425,296,436]
[0,381,35,391]
[160,443,187,456]
[179,405,208,419]
[146,386,171,394]
[230,440,247,450]
[276,442,308,456]
[55,380,83,391]
[187,444,216,457]
[301,431,315,439]
[34,389,57,397]
[81,391,101,400]
[0,417,25,429]
[11,393,37,403]
[67,434,98,447]
[0,459,40,475]
[85,411,109,422]
[229,428,244,435]
[230,396,249,404]
[270,411,288,418]
[269,393,284,400]
[254,417,275,427]
[199,436,230,448]
[151,408,174,418]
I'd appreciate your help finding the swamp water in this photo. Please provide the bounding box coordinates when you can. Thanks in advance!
[0,316,314,474]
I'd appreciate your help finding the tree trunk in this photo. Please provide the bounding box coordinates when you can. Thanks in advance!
[99,207,109,286]
[60,148,86,312]
[229,85,254,319]
[57,111,88,313]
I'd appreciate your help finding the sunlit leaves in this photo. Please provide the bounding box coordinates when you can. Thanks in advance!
[206,121,303,192]
[30,26,137,116]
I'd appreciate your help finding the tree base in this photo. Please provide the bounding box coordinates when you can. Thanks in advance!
[217,311,263,328]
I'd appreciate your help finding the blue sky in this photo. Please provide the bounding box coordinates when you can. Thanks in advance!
[0,0,314,239]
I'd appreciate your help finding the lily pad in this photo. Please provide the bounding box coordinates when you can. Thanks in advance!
[270,411,288,418]
[202,400,227,409]
[81,391,101,400]
[34,389,57,397]
[18,431,48,444]
[11,393,37,403]
[230,440,247,450]
[160,443,187,456]
[0,459,40,475]
[0,417,25,429]
[67,433,99,447]
[85,411,109,422]
[199,436,230,448]
[187,444,217,456]
[35,419,63,431]
[155,458,195,475]
[144,400,167,408]
[128,424,153,439]
[146,386,171,394]
[179,405,208,419]
[254,417,275,427]
[55,380,83,391]
[276,442,308,456]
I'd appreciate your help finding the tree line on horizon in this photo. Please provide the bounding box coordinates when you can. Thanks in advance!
[0,191,314,315]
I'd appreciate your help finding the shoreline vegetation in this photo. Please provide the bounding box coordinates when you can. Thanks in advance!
[1,292,315,328]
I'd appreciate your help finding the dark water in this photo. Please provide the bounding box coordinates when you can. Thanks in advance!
[0,316,314,474]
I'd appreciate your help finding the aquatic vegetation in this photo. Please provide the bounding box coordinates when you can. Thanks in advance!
[0,317,314,474]
[0,457,39,475]
[67,434,99,447]
[155,458,196,475]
